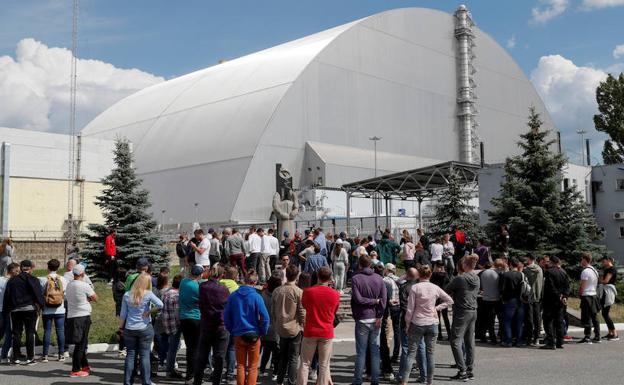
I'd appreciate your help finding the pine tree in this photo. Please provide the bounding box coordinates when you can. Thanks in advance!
[82,139,169,278]
[594,73,624,164]
[487,107,605,264]
[429,168,482,243]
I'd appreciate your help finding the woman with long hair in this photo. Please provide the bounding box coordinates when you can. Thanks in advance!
[402,235,416,269]
[120,272,163,385]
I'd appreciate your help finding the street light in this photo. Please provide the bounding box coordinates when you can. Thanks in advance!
[369,136,382,177]
[577,129,587,165]
[160,209,166,232]
[194,202,199,225]
[369,136,382,229]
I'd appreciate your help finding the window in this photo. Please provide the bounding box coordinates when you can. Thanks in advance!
[593,181,604,192]
[617,179,624,191]
[620,226,624,239]
[563,178,569,189]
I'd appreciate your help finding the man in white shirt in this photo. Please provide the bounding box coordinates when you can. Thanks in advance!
[38,259,69,362]
[65,264,97,377]
[266,228,280,273]
[578,252,600,344]
[63,259,93,288]
[258,228,275,283]
[247,227,263,274]
[189,228,211,269]
[429,238,444,263]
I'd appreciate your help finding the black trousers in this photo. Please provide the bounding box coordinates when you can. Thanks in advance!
[524,301,541,343]
[181,319,201,381]
[260,339,280,373]
[248,253,261,272]
[437,308,451,339]
[276,332,302,385]
[477,300,499,343]
[11,310,38,361]
[194,328,228,385]
[69,316,91,372]
[542,301,564,347]
[580,296,600,338]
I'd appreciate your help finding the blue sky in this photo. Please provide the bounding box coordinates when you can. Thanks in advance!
[1,0,623,164]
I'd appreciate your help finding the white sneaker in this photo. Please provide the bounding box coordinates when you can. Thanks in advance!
[118,349,127,359]
[63,351,70,358]
[58,355,66,362]
[384,373,396,381]
[309,371,317,381]
[22,359,37,366]
[40,355,49,363]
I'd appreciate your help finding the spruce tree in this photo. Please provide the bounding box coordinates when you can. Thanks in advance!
[487,107,605,264]
[82,138,169,278]
[594,73,624,164]
[429,168,481,242]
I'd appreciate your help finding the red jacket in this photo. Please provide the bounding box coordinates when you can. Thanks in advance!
[105,234,116,258]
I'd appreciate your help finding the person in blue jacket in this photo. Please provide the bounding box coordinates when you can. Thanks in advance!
[224,269,269,385]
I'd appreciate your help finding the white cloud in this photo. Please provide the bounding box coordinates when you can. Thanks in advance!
[613,44,624,59]
[530,54,613,163]
[0,38,164,133]
[531,0,569,23]
[581,0,624,9]
[507,34,517,49]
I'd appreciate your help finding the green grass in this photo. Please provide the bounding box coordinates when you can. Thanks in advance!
[26,265,181,345]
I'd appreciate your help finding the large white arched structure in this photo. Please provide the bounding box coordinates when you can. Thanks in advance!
[82,7,555,224]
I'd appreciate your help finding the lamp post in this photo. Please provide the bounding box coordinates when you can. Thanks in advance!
[160,209,166,232]
[194,202,199,226]
[577,129,587,166]
[369,136,382,229]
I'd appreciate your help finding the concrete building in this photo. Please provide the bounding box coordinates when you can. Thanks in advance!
[82,7,555,228]
[0,127,114,239]
[591,164,624,260]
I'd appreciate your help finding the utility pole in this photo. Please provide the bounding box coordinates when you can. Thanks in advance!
[67,0,79,243]
[369,136,382,229]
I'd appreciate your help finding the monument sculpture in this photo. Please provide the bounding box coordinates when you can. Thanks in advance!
[272,164,299,238]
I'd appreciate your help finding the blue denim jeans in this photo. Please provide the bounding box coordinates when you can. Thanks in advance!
[400,323,438,385]
[166,331,181,375]
[42,313,65,357]
[124,325,154,385]
[1,311,12,359]
[398,319,426,382]
[503,298,524,345]
[354,321,381,385]
[227,333,236,375]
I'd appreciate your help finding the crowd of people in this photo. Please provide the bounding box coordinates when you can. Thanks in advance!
[0,226,620,385]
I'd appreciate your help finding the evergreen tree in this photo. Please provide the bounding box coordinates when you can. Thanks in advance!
[429,168,481,242]
[487,107,605,264]
[82,139,169,278]
[594,73,624,164]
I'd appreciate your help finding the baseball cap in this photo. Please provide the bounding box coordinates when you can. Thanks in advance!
[335,239,343,245]
[73,264,86,275]
[191,264,205,276]
[136,258,150,269]
[385,263,396,272]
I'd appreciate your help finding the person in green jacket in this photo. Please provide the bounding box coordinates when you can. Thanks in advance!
[522,254,544,346]
[375,233,401,264]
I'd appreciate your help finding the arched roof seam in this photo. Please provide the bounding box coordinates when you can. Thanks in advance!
[228,16,371,221]
[82,81,294,138]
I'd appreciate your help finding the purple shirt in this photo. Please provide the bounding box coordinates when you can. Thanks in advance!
[350,268,387,320]
[198,278,230,331]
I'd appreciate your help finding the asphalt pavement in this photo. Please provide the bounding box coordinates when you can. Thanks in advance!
[1,327,622,385]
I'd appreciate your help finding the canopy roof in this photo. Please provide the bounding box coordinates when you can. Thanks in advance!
[342,161,480,200]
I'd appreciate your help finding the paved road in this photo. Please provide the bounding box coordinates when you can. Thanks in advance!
[1,329,622,385]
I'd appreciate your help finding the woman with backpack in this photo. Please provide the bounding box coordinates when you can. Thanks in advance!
[39,259,67,363]
[119,273,163,385]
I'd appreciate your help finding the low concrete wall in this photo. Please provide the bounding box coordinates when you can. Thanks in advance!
[9,240,178,267]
